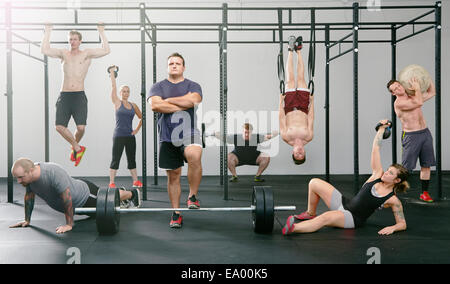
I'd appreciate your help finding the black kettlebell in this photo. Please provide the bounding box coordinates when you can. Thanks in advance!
[375,120,392,139]
[107,65,119,78]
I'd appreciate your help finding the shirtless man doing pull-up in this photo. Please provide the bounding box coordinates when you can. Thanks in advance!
[41,23,110,166]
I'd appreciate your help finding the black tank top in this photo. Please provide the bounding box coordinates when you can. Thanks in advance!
[343,178,395,227]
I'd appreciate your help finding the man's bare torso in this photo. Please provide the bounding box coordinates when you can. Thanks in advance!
[394,95,427,132]
[61,50,92,92]
[282,110,310,145]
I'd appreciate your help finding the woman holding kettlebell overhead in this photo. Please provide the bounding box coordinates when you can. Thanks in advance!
[283,120,409,236]
[107,65,143,191]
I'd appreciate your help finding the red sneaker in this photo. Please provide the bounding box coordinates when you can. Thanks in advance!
[132,180,143,188]
[282,216,296,235]
[293,211,316,221]
[109,183,116,188]
[187,195,200,209]
[420,191,434,203]
[170,212,183,228]
[74,146,86,167]
[70,148,76,162]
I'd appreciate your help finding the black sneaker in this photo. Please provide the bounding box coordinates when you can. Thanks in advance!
[294,36,303,51]
[128,187,142,208]
[254,175,265,182]
[170,212,183,228]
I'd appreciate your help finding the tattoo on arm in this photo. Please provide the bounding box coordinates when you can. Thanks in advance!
[24,192,35,222]
[61,188,74,226]
[393,204,405,222]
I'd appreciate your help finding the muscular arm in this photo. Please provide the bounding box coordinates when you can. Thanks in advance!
[40,25,64,59]
[367,123,386,183]
[165,92,202,109]
[150,96,186,113]
[279,95,287,136]
[86,24,110,59]
[109,70,121,106]
[379,198,407,235]
[306,95,314,142]
[24,191,35,223]
[61,188,74,227]
[422,80,436,102]
[132,103,143,135]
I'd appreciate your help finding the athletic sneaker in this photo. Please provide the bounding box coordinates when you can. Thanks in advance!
[282,216,296,235]
[170,212,183,228]
[70,148,76,162]
[293,211,316,221]
[288,35,296,51]
[294,36,303,51]
[128,188,142,208]
[74,146,86,167]
[120,200,130,209]
[420,191,434,203]
[254,175,265,182]
[109,182,117,188]
[187,195,200,209]
[229,176,238,182]
[132,180,143,188]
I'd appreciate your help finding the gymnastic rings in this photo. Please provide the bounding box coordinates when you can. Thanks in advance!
[308,80,315,97]
[308,24,316,96]
[277,52,285,95]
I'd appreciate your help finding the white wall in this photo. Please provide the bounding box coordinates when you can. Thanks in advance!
[1,0,448,177]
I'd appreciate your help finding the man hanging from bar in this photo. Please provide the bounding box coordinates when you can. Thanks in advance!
[41,23,110,166]
[279,36,315,165]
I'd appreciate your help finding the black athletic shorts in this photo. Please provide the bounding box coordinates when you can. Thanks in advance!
[78,179,100,217]
[231,150,261,166]
[401,128,436,171]
[55,91,88,127]
[159,135,202,170]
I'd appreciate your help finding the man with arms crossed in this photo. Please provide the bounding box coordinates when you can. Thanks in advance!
[387,77,436,202]
[41,23,110,166]
[148,53,203,228]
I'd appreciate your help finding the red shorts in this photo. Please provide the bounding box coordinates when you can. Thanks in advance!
[284,88,310,115]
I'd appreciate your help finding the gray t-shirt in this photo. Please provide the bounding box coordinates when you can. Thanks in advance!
[26,163,90,214]
[147,78,203,143]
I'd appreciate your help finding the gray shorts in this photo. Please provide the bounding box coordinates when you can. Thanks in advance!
[401,128,436,171]
[330,189,355,229]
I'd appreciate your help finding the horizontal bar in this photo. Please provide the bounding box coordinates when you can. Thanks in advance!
[75,205,297,214]
[328,46,354,62]
[396,25,435,43]
[4,5,436,12]
[0,40,393,45]
[328,31,353,48]
[395,9,436,30]
[11,48,45,63]
[4,21,435,28]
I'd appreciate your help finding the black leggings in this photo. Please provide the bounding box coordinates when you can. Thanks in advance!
[110,136,136,170]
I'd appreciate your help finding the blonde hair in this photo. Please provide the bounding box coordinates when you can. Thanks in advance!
[11,158,35,174]
[120,85,130,93]
[69,30,82,41]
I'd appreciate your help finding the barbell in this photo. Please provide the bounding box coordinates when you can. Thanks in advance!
[75,186,295,235]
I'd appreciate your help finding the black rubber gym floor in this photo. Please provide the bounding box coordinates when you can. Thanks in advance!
[1,174,449,264]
